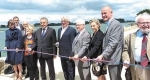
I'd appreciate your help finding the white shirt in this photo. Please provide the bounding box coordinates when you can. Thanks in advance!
[106,17,113,31]
[134,30,148,62]
[42,27,48,34]
[15,24,21,30]
[60,26,68,39]
[77,28,85,39]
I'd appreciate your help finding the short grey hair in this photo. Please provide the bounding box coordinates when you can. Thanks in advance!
[61,16,70,22]
[135,12,150,23]
[75,18,85,24]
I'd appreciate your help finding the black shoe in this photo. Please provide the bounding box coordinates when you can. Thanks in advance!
[22,71,26,75]
[25,73,29,78]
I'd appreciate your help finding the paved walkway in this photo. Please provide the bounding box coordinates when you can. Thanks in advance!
[0,28,138,80]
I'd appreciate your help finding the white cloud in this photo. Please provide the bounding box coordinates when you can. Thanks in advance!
[0,0,149,25]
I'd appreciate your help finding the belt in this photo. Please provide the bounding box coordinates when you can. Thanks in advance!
[135,62,150,65]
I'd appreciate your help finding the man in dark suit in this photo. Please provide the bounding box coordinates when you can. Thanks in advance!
[31,17,57,80]
[13,16,24,32]
[96,6,124,80]
[58,16,76,80]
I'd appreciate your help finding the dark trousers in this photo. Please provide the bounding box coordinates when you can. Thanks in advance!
[24,54,39,80]
[39,57,55,80]
[108,65,122,80]
[61,58,75,80]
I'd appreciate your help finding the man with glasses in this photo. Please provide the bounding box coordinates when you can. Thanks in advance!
[122,12,150,80]
[72,18,91,80]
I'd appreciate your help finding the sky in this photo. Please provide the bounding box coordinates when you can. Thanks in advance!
[0,0,150,24]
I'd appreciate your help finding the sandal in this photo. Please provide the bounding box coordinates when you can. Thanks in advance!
[17,72,22,80]
[14,72,18,80]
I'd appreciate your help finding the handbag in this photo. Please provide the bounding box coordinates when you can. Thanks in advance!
[4,65,14,74]
[91,61,107,76]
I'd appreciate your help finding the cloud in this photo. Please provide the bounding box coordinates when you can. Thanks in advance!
[0,0,149,25]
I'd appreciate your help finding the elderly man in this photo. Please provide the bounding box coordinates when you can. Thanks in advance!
[72,19,91,80]
[122,12,150,80]
[31,17,57,80]
[96,6,124,80]
[58,16,76,80]
[22,21,29,35]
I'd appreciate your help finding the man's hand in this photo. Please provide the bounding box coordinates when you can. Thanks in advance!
[72,55,79,60]
[4,47,7,50]
[16,48,19,52]
[123,60,130,68]
[96,55,103,61]
[53,55,56,59]
[81,56,88,62]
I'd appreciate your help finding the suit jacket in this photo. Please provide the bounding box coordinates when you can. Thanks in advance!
[72,29,91,67]
[102,18,124,65]
[122,29,150,80]
[86,29,104,58]
[58,26,76,57]
[32,27,57,58]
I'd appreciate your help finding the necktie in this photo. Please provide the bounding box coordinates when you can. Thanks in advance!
[141,33,149,66]
[41,28,45,38]
[72,32,80,47]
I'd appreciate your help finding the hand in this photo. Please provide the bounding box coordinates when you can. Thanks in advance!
[72,55,79,60]
[96,55,103,61]
[27,48,32,51]
[69,57,73,60]
[81,56,88,62]
[55,42,59,48]
[123,60,130,68]
[16,48,19,52]
[53,55,56,59]
[4,47,7,50]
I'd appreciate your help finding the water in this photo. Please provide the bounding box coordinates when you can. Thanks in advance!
[0,23,132,57]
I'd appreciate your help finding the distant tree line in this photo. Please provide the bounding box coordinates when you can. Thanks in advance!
[137,9,150,15]
[1,9,150,28]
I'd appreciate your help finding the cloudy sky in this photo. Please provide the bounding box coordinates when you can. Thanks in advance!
[0,0,150,24]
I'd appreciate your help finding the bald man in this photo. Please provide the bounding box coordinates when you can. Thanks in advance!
[96,6,124,80]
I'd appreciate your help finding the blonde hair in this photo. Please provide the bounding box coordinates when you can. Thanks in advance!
[27,24,34,31]
[89,19,101,28]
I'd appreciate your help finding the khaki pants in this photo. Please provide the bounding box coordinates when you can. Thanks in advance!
[134,65,150,80]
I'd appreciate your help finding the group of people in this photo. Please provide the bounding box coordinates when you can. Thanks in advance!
[3,5,150,80]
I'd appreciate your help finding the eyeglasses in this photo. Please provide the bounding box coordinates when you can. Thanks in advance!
[137,22,150,25]
[76,24,84,26]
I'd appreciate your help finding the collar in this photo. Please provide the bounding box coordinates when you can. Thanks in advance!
[106,17,113,26]
[42,27,48,30]
[61,26,68,30]
[78,28,85,34]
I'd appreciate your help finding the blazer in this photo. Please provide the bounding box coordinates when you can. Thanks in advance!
[31,27,57,58]
[58,26,76,57]
[102,18,124,65]
[122,29,150,80]
[86,29,104,58]
[72,29,91,67]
